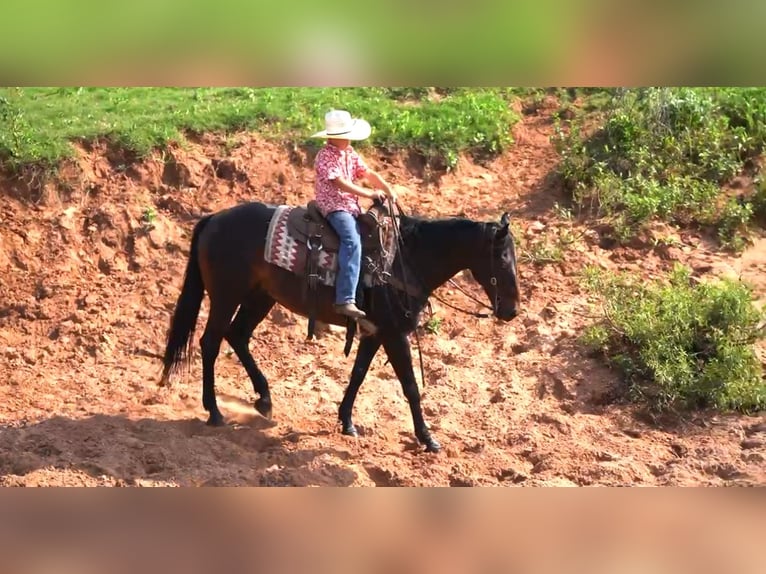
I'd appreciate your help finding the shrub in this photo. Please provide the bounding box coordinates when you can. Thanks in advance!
[556,88,766,249]
[581,264,766,414]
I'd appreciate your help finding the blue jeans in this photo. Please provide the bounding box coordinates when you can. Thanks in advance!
[326,210,362,305]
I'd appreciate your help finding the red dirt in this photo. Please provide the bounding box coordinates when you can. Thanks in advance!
[1,102,764,487]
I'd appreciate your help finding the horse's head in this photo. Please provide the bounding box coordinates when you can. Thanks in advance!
[469,212,520,321]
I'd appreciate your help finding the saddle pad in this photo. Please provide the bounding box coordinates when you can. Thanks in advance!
[264,205,376,288]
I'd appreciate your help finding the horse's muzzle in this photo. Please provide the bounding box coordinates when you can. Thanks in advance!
[496,307,518,321]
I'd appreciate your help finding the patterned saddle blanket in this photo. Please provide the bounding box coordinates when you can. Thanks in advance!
[264,201,398,288]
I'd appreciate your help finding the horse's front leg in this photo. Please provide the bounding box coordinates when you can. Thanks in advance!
[382,332,440,453]
[338,336,381,437]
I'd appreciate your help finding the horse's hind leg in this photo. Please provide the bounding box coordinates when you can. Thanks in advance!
[225,291,276,419]
[200,298,240,426]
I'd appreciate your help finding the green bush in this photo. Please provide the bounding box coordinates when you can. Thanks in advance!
[582,264,766,414]
[556,88,766,249]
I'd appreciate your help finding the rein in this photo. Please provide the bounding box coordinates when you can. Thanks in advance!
[383,198,500,388]
[431,281,494,318]
[385,198,427,389]
[391,199,498,319]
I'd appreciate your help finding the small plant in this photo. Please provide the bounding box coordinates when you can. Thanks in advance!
[581,264,766,414]
[520,238,564,264]
[142,206,157,223]
[519,222,581,266]
[552,202,574,221]
[424,315,443,335]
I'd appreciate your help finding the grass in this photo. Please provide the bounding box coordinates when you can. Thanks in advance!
[0,87,521,172]
[582,264,766,414]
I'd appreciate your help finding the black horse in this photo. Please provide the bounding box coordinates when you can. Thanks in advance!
[159,200,521,452]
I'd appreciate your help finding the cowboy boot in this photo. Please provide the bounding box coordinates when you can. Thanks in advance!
[334,302,367,319]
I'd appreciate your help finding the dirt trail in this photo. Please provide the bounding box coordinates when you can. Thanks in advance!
[1,102,764,486]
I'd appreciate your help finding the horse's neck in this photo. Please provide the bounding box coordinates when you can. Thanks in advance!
[404,218,481,294]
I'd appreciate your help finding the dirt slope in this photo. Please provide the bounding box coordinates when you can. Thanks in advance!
[1,100,764,486]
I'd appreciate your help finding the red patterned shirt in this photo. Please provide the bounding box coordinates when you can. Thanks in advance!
[314,143,369,217]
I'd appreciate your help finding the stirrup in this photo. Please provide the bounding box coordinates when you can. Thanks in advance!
[333,303,366,319]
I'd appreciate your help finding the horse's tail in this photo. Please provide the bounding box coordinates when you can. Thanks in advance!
[159,214,213,385]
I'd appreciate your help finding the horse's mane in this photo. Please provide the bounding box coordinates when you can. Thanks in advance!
[397,213,485,246]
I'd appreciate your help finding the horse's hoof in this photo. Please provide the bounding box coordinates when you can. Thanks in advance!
[341,423,358,438]
[255,398,273,420]
[206,413,226,427]
[423,438,441,453]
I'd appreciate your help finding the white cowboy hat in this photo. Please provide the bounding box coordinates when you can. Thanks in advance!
[311,109,371,141]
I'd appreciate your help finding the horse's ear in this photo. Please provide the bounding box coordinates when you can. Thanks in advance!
[497,212,510,235]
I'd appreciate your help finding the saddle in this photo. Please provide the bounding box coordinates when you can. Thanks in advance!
[286,200,398,349]
[285,200,389,254]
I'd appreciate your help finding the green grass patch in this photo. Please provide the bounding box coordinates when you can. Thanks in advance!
[424,315,443,335]
[0,87,520,172]
[582,264,766,414]
[555,88,766,249]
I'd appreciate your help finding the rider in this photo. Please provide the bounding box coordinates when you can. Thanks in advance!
[311,109,397,320]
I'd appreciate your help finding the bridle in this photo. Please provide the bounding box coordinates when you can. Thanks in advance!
[376,198,510,388]
[384,200,506,320]
[433,221,501,319]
